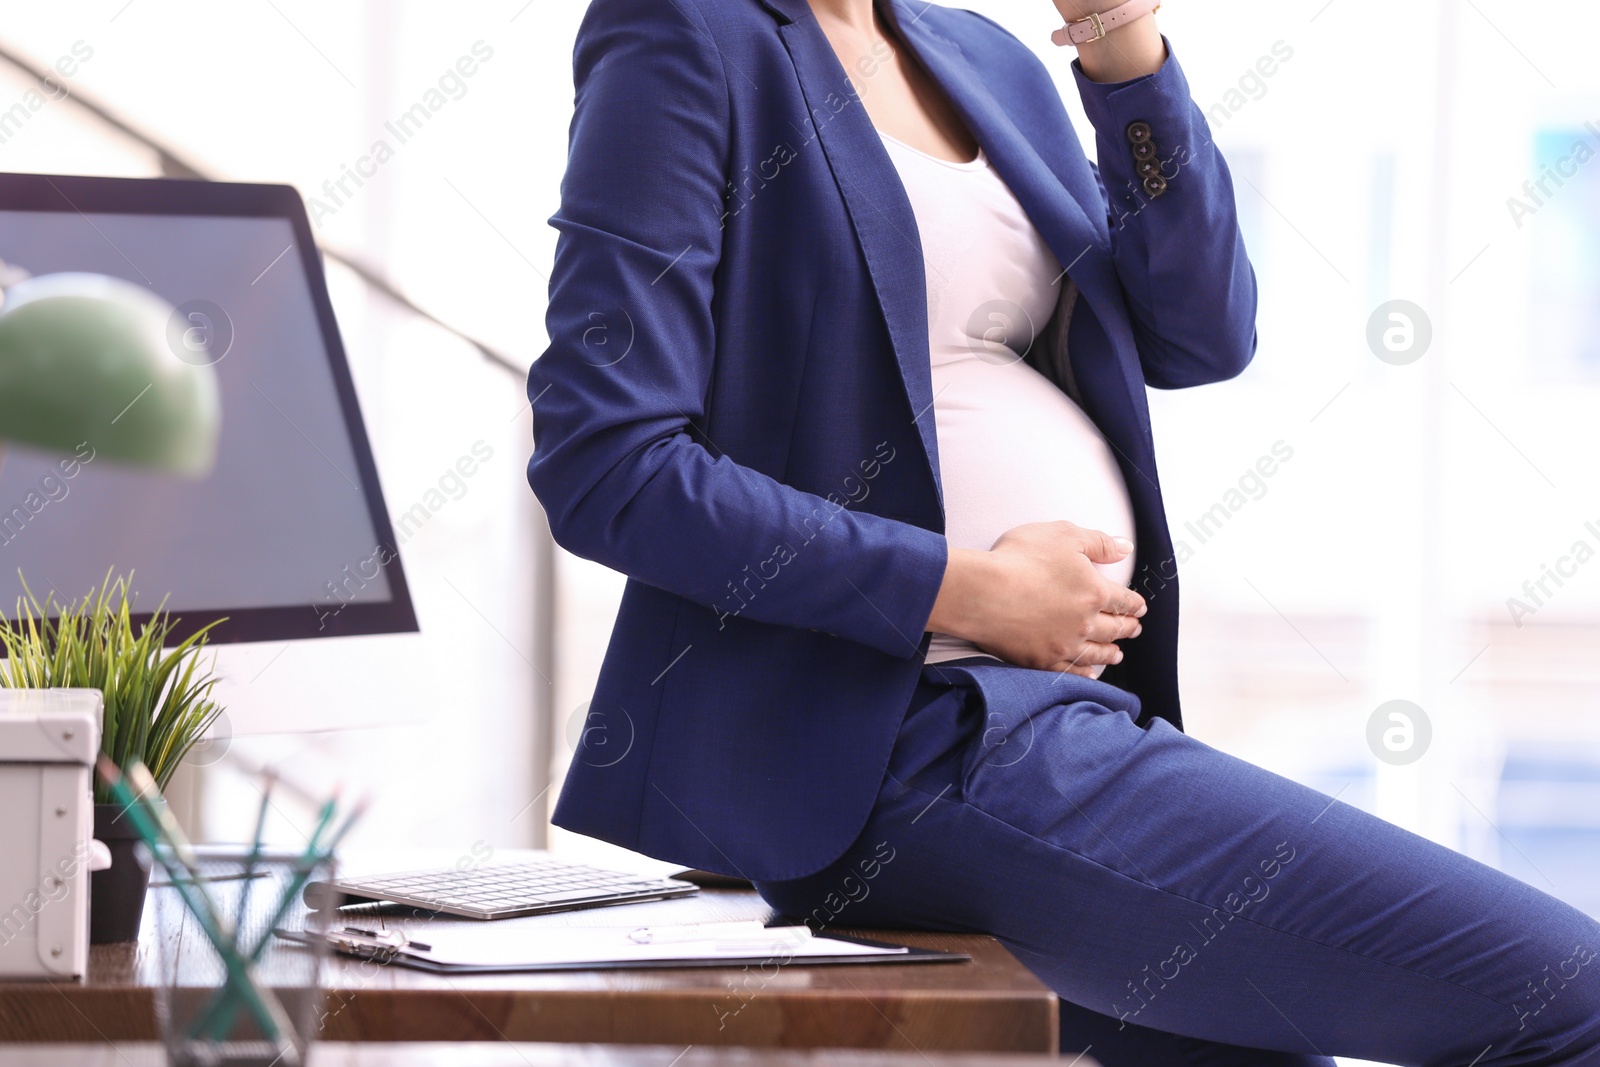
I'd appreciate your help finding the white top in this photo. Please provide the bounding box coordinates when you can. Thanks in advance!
[876,130,1137,665]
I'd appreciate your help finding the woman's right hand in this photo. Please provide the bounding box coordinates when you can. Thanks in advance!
[926,521,1146,676]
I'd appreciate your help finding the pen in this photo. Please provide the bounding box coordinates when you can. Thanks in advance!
[234,769,276,938]
[201,791,343,1040]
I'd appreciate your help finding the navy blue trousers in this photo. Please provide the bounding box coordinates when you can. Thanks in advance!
[754,661,1600,1066]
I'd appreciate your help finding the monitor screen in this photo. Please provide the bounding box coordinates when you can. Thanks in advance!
[0,173,416,644]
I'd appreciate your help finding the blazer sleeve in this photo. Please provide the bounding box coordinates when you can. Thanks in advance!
[1073,41,1260,390]
[526,0,947,660]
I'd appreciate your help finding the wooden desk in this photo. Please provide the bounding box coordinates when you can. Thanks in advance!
[4,1043,1092,1066]
[0,882,1056,1052]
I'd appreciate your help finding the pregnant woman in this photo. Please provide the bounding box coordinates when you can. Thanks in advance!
[526,0,1600,1061]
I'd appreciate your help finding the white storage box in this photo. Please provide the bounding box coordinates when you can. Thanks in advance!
[0,689,103,980]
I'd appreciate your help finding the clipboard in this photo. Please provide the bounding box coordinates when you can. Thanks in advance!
[276,920,968,974]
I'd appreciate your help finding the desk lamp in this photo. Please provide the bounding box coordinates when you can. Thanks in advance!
[0,262,220,475]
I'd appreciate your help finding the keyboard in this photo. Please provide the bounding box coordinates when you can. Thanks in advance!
[313,858,699,920]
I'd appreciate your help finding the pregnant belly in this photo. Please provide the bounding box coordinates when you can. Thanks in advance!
[925,357,1138,664]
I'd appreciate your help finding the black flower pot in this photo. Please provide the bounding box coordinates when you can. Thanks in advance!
[90,802,153,943]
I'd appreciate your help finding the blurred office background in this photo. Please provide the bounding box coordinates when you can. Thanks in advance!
[2,0,1598,921]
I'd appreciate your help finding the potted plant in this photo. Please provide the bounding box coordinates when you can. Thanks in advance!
[0,570,224,942]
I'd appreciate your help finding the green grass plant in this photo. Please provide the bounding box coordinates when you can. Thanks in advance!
[0,569,224,803]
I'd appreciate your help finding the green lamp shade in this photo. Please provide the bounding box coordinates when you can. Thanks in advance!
[0,273,220,476]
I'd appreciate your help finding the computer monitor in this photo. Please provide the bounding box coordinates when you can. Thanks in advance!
[0,172,417,646]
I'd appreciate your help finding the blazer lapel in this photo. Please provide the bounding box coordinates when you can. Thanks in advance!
[776,12,947,505]
[772,0,1157,502]
[883,1,1111,272]
[881,0,1156,464]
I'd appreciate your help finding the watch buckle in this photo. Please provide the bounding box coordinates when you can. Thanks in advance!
[1071,12,1106,41]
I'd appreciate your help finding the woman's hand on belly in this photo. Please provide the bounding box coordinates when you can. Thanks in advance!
[925,521,1146,676]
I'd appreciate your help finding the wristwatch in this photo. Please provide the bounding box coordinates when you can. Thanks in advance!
[1051,0,1162,47]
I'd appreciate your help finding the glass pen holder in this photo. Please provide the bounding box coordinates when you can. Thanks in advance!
[150,850,337,1067]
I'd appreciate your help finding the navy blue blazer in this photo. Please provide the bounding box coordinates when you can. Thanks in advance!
[527,0,1257,881]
